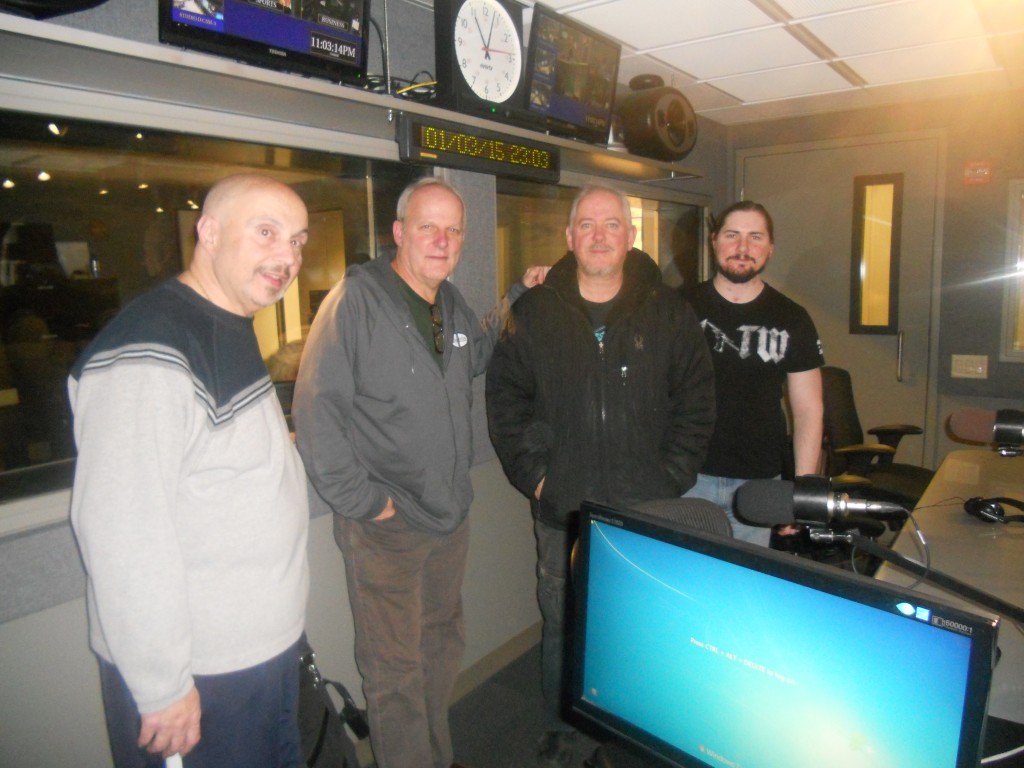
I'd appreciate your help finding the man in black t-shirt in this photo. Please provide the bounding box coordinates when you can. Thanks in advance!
[685,200,824,545]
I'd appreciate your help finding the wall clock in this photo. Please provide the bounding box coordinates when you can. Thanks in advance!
[434,0,528,119]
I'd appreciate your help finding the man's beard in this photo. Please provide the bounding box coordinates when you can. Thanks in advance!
[577,247,624,279]
[717,258,767,284]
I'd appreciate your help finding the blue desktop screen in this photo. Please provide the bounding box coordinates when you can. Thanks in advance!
[580,519,981,768]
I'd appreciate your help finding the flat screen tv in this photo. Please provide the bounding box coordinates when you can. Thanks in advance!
[158,0,369,86]
[571,501,999,768]
[524,4,620,145]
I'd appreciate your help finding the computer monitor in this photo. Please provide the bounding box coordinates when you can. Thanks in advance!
[524,4,620,144]
[158,0,369,86]
[570,501,999,768]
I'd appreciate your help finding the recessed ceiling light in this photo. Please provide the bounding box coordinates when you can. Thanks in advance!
[2,179,14,189]
[138,182,149,190]
[37,171,51,181]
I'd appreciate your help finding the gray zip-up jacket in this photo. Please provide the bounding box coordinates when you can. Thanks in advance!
[294,255,525,534]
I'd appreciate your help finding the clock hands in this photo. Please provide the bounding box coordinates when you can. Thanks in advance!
[473,12,491,60]
[484,11,496,59]
[473,9,499,60]
[476,9,515,60]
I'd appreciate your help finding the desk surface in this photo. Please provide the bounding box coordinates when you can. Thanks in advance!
[877,449,1024,723]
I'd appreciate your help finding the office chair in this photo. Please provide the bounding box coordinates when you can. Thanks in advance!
[820,366,933,508]
[628,497,733,538]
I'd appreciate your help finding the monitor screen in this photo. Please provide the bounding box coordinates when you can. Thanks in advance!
[570,501,999,768]
[524,4,620,145]
[158,0,369,86]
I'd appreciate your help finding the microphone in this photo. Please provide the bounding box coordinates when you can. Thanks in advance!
[948,408,1024,454]
[734,476,909,528]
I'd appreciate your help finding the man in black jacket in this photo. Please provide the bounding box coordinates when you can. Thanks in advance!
[486,184,715,768]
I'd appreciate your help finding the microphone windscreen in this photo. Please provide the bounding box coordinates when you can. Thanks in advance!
[734,479,795,526]
[948,408,996,444]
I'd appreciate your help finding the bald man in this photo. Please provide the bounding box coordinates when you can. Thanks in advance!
[69,174,311,768]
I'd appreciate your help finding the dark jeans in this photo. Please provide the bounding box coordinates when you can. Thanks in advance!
[535,519,576,733]
[336,513,469,768]
[98,639,302,768]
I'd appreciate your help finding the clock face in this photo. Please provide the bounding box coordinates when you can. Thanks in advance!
[453,0,523,104]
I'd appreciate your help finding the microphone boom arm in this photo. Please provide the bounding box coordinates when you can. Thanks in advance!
[812,531,1024,625]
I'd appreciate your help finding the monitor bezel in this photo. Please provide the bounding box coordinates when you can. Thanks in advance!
[569,500,999,768]
[157,0,370,87]
[523,3,621,145]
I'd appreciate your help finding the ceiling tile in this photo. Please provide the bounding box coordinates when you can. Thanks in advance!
[566,0,776,51]
[514,0,1022,124]
[673,82,744,112]
[800,0,988,57]
[708,62,858,103]
[846,38,1001,85]
[529,0,588,9]
[774,0,901,17]
[654,26,819,80]
[616,53,689,90]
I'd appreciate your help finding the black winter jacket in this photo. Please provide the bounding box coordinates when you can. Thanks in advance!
[485,248,716,529]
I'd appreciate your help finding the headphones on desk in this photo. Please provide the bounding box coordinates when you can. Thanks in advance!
[964,496,1024,524]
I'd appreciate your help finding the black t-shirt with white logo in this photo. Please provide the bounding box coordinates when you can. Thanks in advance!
[686,281,824,479]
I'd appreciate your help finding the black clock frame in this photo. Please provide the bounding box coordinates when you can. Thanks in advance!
[433,0,532,123]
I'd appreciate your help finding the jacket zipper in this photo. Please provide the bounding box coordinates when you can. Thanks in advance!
[596,335,610,499]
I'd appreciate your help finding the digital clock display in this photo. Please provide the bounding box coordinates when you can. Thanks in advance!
[396,114,560,183]
[309,30,358,62]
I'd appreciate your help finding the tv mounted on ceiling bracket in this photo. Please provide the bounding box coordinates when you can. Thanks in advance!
[524,3,621,145]
[158,0,370,87]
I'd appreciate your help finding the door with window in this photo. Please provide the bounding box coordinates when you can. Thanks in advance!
[737,135,942,467]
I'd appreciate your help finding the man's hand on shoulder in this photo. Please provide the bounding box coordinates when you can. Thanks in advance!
[138,685,201,758]
[521,266,550,289]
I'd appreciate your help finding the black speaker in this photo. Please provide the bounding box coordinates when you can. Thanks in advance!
[964,496,1024,524]
[0,0,109,18]
[617,78,698,162]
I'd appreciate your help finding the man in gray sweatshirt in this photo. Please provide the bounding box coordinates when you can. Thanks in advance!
[294,177,546,768]
[70,174,310,767]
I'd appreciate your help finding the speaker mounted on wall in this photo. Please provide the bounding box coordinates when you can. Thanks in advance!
[0,0,109,18]
[617,74,698,162]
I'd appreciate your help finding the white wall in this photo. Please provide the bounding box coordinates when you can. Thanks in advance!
[0,460,540,768]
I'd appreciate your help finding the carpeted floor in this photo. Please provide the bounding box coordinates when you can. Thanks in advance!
[449,642,604,768]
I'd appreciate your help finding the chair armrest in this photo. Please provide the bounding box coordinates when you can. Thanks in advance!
[830,473,873,490]
[834,443,896,474]
[867,424,922,452]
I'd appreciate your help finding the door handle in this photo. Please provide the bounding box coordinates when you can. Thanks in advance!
[896,330,904,383]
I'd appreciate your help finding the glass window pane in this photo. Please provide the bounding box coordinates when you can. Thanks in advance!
[860,183,894,327]
[1003,181,1024,361]
[0,109,419,494]
[850,174,903,334]
[495,180,705,296]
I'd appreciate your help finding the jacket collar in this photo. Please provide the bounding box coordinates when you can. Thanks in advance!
[361,252,453,314]
[544,247,662,322]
